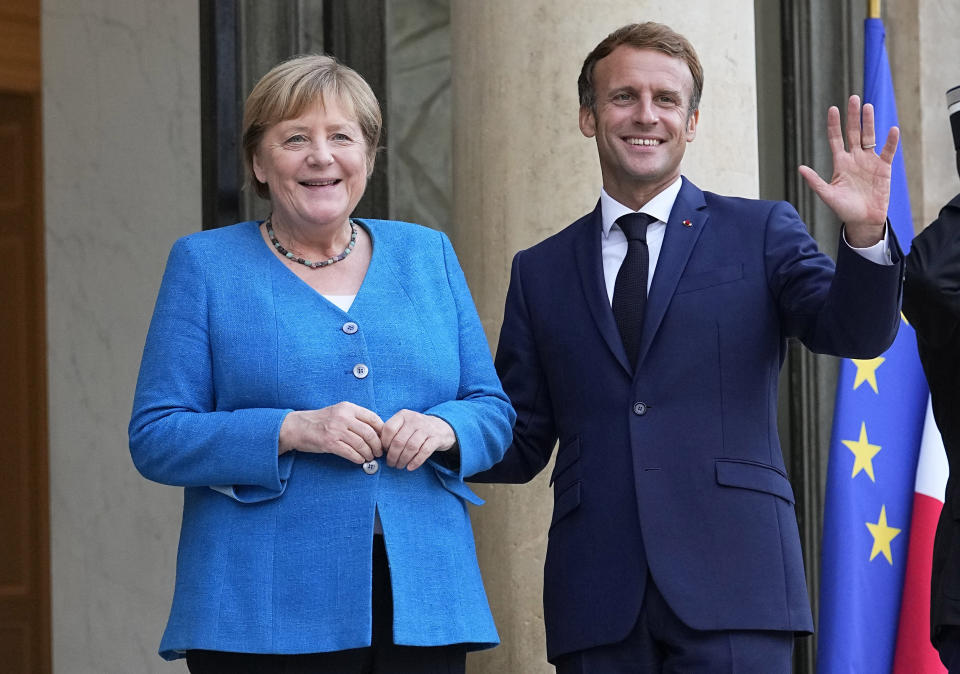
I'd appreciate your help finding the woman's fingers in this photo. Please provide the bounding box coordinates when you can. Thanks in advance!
[352,405,384,436]
[288,405,455,470]
[379,412,404,450]
[381,410,456,470]
[287,402,384,462]
[385,419,417,468]
[348,414,383,457]
[405,436,444,472]
[391,428,428,470]
[333,438,371,464]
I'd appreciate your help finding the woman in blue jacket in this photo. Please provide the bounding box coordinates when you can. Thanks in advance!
[129,54,514,673]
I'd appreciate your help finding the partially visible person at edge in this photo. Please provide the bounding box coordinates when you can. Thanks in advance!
[129,53,514,674]
[471,21,904,673]
[903,193,960,673]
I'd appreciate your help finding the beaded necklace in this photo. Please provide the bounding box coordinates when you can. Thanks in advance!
[265,214,358,269]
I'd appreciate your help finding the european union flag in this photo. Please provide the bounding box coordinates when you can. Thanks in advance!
[816,17,930,674]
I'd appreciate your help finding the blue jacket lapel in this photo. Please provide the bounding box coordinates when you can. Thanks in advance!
[573,203,633,375]
[635,178,708,370]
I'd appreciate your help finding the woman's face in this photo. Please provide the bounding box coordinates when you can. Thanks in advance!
[253,97,369,231]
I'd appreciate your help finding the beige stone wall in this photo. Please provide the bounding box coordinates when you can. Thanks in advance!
[887,0,960,231]
[450,3,758,671]
[43,0,200,671]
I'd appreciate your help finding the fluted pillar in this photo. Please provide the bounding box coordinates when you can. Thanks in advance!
[449,2,759,671]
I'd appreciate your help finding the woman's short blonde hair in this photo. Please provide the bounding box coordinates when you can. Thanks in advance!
[241,54,382,199]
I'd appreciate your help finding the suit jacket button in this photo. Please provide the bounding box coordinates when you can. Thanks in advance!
[342,321,359,334]
[362,460,379,475]
[353,363,369,379]
[633,402,648,416]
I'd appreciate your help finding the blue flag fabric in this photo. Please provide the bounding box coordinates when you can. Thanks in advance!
[816,18,930,674]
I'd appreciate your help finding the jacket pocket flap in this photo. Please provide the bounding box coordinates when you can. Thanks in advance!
[715,459,794,503]
[550,436,581,486]
[550,480,581,529]
[677,263,743,294]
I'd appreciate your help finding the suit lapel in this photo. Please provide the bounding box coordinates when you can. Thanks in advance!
[573,203,633,375]
[635,179,708,370]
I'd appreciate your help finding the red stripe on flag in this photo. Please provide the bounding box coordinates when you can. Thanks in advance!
[893,492,946,673]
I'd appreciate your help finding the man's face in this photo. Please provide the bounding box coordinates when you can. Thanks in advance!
[579,46,699,209]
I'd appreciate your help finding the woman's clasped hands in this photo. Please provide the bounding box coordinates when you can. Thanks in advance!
[278,402,457,471]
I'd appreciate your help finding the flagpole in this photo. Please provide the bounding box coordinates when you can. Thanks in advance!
[869,0,881,19]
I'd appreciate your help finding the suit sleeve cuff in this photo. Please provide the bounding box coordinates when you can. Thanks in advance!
[842,221,893,265]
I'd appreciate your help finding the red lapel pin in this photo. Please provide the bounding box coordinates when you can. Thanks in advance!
[682,219,692,227]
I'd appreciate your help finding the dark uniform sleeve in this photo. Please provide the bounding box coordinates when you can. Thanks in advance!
[904,194,960,348]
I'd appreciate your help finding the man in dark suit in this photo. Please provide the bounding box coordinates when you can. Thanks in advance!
[473,22,904,672]
[903,194,960,672]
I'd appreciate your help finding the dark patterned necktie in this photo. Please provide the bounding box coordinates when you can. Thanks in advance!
[612,213,654,369]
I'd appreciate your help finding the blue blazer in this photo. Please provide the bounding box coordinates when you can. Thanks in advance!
[129,219,514,660]
[473,178,904,661]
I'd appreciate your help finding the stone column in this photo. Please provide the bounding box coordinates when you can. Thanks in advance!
[449,3,759,672]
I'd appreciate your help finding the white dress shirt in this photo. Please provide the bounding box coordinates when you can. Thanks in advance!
[599,177,892,305]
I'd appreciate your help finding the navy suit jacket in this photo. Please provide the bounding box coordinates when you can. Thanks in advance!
[473,178,904,661]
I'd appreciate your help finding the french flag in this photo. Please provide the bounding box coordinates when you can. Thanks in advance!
[893,398,948,673]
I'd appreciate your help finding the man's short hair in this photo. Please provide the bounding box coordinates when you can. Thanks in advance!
[578,22,704,114]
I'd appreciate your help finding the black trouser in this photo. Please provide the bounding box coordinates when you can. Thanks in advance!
[553,573,793,674]
[938,626,960,673]
[186,536,466,674]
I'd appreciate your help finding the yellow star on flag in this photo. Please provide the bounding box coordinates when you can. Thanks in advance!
[866,505,901,564]
[851,357,885,393]
[841,422,882,481]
